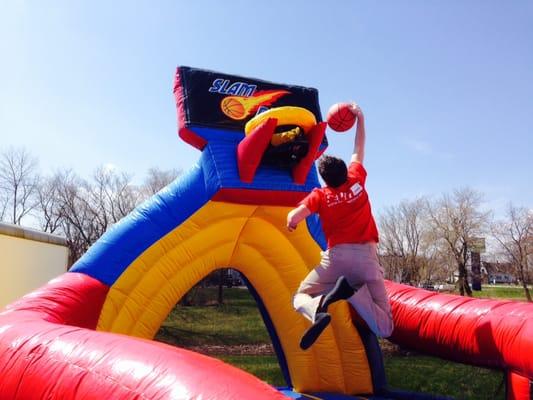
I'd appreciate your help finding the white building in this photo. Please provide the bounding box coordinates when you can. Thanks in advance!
[0,222,69,308]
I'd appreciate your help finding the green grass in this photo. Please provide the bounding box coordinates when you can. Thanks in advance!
[218,355,285,386]
[212,354,505,400]
[472,285,531,301]
[155,286,507,399]
[156,288,270,346]
[384,354,504,399]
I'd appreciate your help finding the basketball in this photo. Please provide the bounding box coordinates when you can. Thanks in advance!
[221,97,246,120]
[327,103,356,132]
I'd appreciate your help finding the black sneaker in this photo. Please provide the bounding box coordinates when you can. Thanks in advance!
[318,276,355,313]
[299,312,331,350]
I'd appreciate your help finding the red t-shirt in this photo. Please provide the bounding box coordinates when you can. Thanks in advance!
[300,162,379,248]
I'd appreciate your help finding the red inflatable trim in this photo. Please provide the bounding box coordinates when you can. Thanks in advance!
[213,187,308,206]
[0,272,290,400]
[315,145,326,159]
[292,122,326,185]
[174,68,187,130]
[237,117,277,183]
[179,126,207,150]
[3,271,109,329]
[174,68,207,150]
[385,281,533,380]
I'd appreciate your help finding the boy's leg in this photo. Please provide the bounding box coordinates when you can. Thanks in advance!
[293,251,339,322]
[360,253,394,337]
[294,250,355,349]
[318,276,355,313]
[293,291,322,323]
[365,276,394,337]
[293,265,333,350]
[299,312,331,350]
[334,244,394,337]
[347,278,393,337]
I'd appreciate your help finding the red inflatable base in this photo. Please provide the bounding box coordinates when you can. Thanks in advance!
[0,273,289,400]
[386,281,533,399]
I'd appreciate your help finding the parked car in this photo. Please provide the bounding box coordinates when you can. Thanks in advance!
[434,283,455,292]
[419,282,436,291]
[489,274,516,284]
[223,271,243,288]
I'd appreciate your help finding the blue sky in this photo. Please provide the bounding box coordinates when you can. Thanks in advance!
[1,1,532,216]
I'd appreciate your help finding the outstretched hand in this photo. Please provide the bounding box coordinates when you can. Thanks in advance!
[349,102,363,119]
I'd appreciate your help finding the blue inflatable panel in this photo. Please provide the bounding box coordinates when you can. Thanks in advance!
[197,127,321,193]
[70,158,217,286]
[278,389,374,399]
[242,275,292,388]
[278,388,454,400]
[354,320,387,394]
[305,213,327,251]
[70,127,324,287]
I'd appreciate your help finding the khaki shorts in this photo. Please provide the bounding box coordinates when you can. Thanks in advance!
[293,243,393,337]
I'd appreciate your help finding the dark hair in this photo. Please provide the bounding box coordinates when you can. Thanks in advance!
[318,155,347,188]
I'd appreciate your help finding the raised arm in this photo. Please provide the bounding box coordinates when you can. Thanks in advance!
[349,103,365,164]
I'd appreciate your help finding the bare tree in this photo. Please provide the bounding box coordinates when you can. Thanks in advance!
[36,173,63,234]
[411,239,449,285]
[143,167,181,196]
[50,167,141,265]
[378,198,427,284]
[491,204,532,302]
[0,147,39,225]
[425,188,490,296]
[53,171,97,263]
[0,191,7,221]
[87,166,140,230]
[6,156,178,265]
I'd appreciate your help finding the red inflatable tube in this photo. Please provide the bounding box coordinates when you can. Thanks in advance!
[2,272,109,328]
[386,281,533,396]
[237,117,278,183]
[0,273,289,400]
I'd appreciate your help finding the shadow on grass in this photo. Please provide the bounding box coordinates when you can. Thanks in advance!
[156,325,246,347]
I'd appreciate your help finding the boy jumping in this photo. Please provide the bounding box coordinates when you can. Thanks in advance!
[287,103,393,350]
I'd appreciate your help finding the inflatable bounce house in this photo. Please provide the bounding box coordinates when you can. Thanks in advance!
[0,67,532,400]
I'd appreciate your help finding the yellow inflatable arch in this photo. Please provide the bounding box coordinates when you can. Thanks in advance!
[67,66,383,398]
[95,201,374,394]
